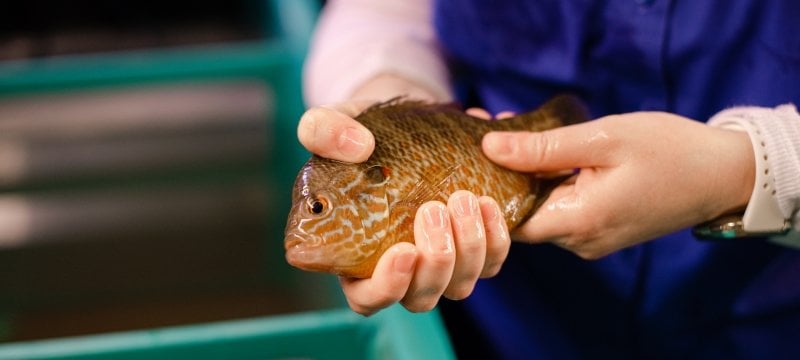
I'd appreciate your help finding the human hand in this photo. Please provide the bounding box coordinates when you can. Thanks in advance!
[297,73,445,162]
[296,78,511,316]
[482,111,755,259]
[297,100,377,163]
[339,192,509,315]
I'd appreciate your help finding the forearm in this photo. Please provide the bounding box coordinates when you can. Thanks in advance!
[303,0,451,106]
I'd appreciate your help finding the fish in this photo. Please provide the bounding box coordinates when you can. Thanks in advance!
[284,95,589,278]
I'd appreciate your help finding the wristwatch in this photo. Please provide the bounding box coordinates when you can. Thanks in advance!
[694,108,791,240]
[693,213,790,239]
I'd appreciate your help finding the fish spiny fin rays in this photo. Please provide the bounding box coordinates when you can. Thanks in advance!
[400,164,460,209]
[386,164,460,244]
[357,97,464,123]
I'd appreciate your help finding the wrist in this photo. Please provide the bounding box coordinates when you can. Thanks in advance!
[702,107,791,235]
[721,130,756,213]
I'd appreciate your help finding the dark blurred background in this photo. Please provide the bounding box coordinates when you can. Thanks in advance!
[0,0,335,342]
[0,0,265,60]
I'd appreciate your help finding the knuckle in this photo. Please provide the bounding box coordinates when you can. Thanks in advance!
[342,287,399,313]
[557,229,594,254]
[486,229,510,253]
[487,240,510,260]
[298,107,341,154]
[591,120,624,150]
[560,222,610,261]
[355,308,376,317]
[444,291,468,301]
[555,236,580,252]
[402,299,439,313]
[574,244,613,261]
[369,287,402,306]
[526,132,555,165]
[402,287,442,313]
[575,248,601,260]
[346,299,377,317]
[456,233,485,254]
[571,213,605,242]
[445,283,476,300]
[426,249,455,268]
[568,225,593,247]
[480,262,503,278]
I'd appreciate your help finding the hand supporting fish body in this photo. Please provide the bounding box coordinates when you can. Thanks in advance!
[285,96,589,278]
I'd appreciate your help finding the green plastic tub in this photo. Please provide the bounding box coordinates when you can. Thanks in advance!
[0,305,454,360]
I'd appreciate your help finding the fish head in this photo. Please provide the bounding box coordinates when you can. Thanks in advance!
[284,156,392,276]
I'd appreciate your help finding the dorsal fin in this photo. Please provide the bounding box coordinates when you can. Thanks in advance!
[357,96,463,115]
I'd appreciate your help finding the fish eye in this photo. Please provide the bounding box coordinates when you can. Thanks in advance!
[311,201,324,214]
[307,196,328,215]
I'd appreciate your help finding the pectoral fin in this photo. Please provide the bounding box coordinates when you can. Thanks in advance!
[386,164,460,246]
[399,164,460,209]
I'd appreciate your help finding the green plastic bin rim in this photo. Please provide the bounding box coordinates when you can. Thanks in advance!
[0,305,454,360]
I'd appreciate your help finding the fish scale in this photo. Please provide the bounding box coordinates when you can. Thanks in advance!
[285,95,589,278]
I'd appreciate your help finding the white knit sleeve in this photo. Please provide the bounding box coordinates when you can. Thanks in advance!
[708,104,800,233]
[303,0,452,107]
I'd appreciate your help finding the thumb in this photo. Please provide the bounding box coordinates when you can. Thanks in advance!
[481,124,614,172]
[297,105,375,163]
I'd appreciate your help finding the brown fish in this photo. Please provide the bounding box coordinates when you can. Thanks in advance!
[284,95,589,278]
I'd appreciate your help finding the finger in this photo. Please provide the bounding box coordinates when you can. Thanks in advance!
[535,169,580,179]
[401,202,456,312]
[477,196,509,278]
[443,191,486,300]
[481,123,615,172]
[340,242,417,316]
[512,183,584,243]
[495,111,516,120]
[297,106,375,163]
[514,186,613,260]
[466,107,492,120]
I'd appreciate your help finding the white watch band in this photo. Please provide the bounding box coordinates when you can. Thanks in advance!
[709,112,790,233]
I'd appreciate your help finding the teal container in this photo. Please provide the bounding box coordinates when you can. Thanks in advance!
[0,305,453,360]
[0,1,455,358]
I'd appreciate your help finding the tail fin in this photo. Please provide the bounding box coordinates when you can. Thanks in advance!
[490,94,591,132]
[538,94,591,127]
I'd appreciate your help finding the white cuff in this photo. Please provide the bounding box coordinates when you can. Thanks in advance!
[707,106,797,234]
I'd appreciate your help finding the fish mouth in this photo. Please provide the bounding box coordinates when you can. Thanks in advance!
[284,232,330,272]
[283,232,307,250]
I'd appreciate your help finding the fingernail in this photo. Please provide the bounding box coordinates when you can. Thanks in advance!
[423,204,448,229]
[480,198,501,221]
[423,204,453,254]
[337,126,370,158]
[454,193,479,217]
[393,249,416,274]
[484,133,515,156]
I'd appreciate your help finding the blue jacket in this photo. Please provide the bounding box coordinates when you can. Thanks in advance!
[433,1,800,358]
